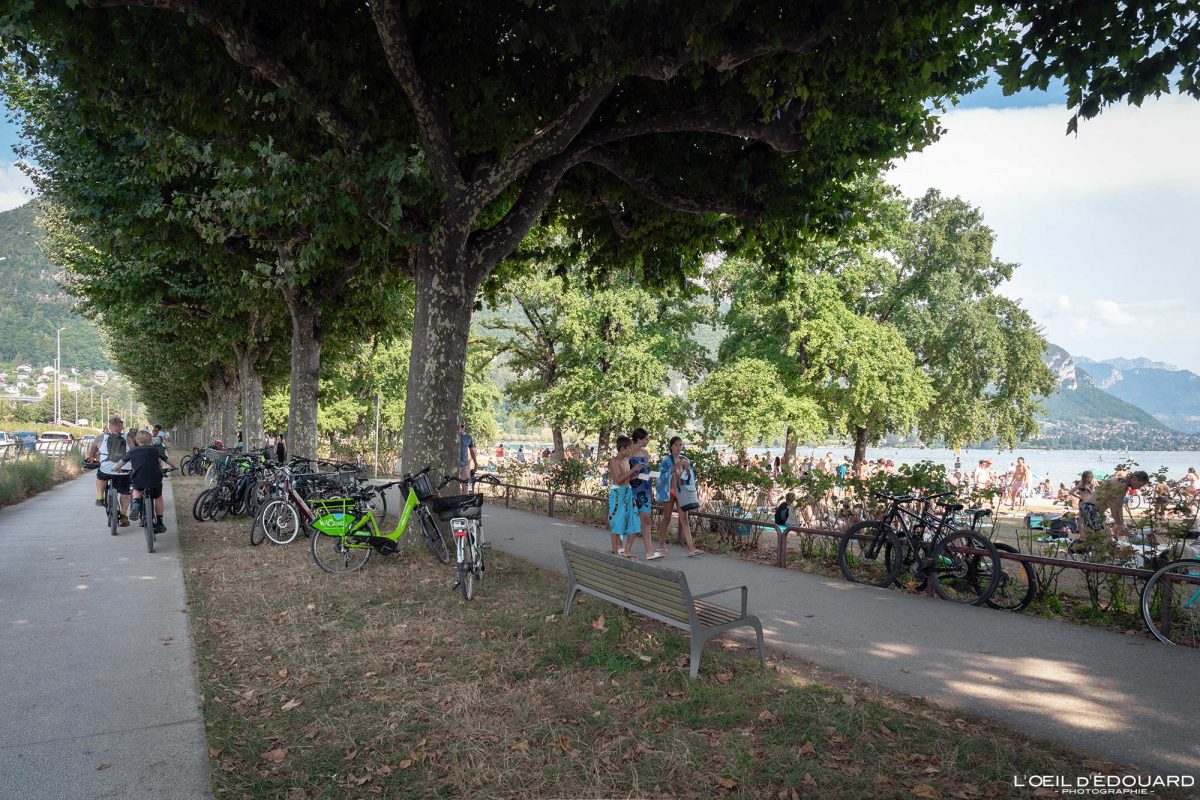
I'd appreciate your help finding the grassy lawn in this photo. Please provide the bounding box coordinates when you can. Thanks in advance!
[174,478,1172,799]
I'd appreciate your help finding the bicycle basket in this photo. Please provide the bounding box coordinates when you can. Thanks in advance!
[429,493,483,522]
[412,473,436,501]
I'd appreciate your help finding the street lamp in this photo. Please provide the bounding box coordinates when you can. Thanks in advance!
[55,327,66,425]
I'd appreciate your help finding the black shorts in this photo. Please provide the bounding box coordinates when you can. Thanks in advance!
[98,472,131,494]
[134,484,163,499]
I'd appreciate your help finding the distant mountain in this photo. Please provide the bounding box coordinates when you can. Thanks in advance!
[1077,355,1180,372]
[1030,345,1199,449]
[1072,355,1200,434]
[0,201,113,371]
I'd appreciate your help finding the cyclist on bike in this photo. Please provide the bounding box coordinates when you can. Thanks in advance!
[96,416,132,526]
[118,429,175,534]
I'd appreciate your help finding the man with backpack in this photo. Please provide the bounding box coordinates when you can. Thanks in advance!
[95,416,132,527]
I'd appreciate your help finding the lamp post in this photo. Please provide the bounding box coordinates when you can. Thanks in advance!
[55,327,66,425]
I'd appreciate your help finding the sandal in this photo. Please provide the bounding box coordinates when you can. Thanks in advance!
[687,550,703,558]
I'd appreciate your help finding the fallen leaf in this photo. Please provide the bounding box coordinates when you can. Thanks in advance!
[398,759,413,769]
[555,736,574,751]
[911,784,940,799]
[803,773,816,786]
[260,747,287,763]
[511,741,530,752]
[354,775,371,786]
[757,710,777,722]
[378,765,393,775]
[715,777,737,790]
[715,672,733,684]
[277,667,289,678]
[344,749,358,761]
[281,699,301,711]
[208,747,222,758]
[96,763,111,771]
[841,694,856,707]
[798,740,816,756]
[878,723,894,737]
[591,614,607,631]
[637,653,652,663]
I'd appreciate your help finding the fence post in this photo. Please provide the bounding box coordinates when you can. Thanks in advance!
[505,486,511,508]
[548,491,556,518]
[777,527,787,568]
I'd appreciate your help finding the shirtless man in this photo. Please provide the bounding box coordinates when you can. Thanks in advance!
[1007,457,1030,509]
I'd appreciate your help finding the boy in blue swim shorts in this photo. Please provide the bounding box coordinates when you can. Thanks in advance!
[607,435,641,556]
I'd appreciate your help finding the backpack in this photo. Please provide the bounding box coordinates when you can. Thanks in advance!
[676,463,699,511]
[106,432,128,463]
[774,501,791,527]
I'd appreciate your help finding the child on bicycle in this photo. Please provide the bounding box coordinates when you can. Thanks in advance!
[118,430,175,534]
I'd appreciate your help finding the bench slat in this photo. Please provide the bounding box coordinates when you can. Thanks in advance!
[568,565,691,617]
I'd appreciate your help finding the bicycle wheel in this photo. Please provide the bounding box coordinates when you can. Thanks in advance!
[209,486,233,521]
[109,491,120,537]
[837,521,901,587]
[249,504,268,546]
[418,509,451,564]
[143,512,155,553]
[192,487,214,521]
[1141,559,1200,646]
[371,486,388,527]
[260,499,301,545]
[179,455,193,474]
[311,531,373,573]
[930,530,1000,606]
[985,543,1036,612]
[459,558,475,600]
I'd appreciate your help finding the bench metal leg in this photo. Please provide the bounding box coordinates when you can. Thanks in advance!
[751,619,765,668]
[689,635,704,681]
[564,583,579,618]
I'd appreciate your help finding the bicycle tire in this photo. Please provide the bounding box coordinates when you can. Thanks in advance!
[459,559,475,600]
[109,491,120,537]
[192,487,213,521]
[837,520,901,587]
[930,529,1000,606]
[179,455,193,474]
[249,504,267,546]
[310,531,373,573]
[260,499,301,545]
[1141,558,1200,646]
[204,463,218,486]
[419,509,451,564]
[985,542,1036,612]
[209,485,233,521]
[143,507,156,553]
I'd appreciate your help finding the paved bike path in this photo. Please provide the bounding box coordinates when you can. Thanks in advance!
[0,473,211,800]
[479,503,1199,777]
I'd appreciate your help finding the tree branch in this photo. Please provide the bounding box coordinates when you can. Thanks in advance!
[83,0,360,150]
[633,31,825,81]
[580,104,810,153]
[369,0,464,194]
[584,147,762,220]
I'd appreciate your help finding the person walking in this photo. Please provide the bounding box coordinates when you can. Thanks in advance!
[275,430,286,463]
[458,421,478,482]
[607,436,641,556]
[627,428,661,560]
[1008,457,1030,509]
[654,436,702,557]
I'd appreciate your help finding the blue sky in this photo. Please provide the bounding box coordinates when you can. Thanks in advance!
[2,78,1198,372]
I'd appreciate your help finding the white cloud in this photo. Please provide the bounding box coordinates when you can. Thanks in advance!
[888,94,1200,374]
[0,161,35,212]
[1093,299,1133,326]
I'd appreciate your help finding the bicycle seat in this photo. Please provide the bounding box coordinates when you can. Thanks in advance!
[938,502,964,513]
[970,508,992,520]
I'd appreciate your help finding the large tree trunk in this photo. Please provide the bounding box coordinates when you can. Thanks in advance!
[400,255,476,478]
[597,426,611,459]
[782,425,797,467]
[551,427,565,462]
[853,425,870,470]
[235,346,265,452]
[285,294,322,460]
[202,383,220,445]
[219,373,239,446]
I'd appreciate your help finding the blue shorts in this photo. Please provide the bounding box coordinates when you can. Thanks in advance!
[608,485,641,537]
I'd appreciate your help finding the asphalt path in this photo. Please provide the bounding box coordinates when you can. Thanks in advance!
[471,501,1199,778]
[0,473,210,800]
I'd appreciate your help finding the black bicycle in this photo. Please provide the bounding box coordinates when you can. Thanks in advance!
[134,467,176,553]
[837,492,1001,605]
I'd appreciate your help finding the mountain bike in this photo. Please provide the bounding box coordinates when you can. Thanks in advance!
[309,466,452,573]
[133,467,176,553]
[435,472,501,600]
[956,506,1036,612]
[1141,556,1200,646]
[837,491,1001,605]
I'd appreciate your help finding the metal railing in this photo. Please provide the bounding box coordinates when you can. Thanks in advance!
[486,480,1160,583]
[0,440,79,462]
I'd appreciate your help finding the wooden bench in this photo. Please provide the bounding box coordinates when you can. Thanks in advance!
[561,540,765,680]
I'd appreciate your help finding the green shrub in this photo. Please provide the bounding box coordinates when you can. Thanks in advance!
[0,456,68,508]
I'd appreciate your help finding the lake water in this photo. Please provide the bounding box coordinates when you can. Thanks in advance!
[744,446,1200,487]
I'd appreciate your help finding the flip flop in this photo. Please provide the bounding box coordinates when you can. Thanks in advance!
[645,552,664,561]
[687,550,703,558]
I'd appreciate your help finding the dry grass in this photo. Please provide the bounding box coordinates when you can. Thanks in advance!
[174,478,1182,800]
[0,455,82,508]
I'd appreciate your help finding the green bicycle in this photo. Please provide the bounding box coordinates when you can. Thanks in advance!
[309,465,451,573]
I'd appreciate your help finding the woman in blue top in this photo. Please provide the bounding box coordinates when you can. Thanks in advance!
[654,436,702,556]
[627,428,661,559]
